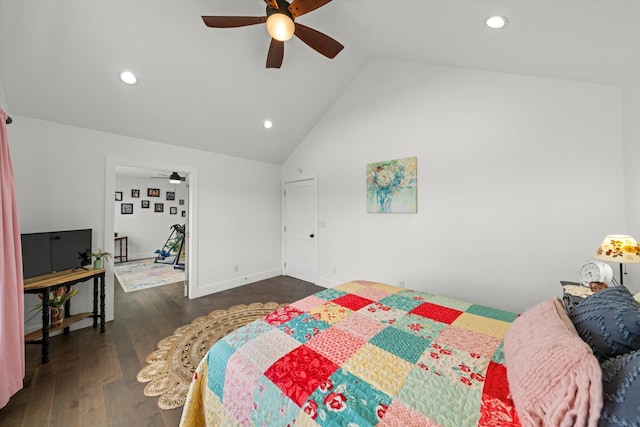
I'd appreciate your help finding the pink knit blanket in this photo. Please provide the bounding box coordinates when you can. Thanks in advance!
[504,298,602,427]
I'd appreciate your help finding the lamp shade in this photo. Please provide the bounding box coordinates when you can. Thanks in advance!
[594,235,640,264]
[266,13,295,41]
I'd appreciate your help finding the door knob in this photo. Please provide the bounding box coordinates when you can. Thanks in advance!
[310,234,315,238]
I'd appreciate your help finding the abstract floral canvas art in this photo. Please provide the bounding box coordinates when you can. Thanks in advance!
[366,156,417,213]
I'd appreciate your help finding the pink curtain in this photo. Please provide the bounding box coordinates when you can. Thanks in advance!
[0,108,24,408]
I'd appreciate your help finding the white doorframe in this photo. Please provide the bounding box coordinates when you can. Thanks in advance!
[105,157,199,298]
[281,175,318,284]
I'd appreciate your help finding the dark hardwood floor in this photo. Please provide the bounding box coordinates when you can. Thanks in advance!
[0,275,324,427]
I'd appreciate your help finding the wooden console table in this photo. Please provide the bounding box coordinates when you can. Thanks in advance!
[23,267,106,364]
[114,235,128,263]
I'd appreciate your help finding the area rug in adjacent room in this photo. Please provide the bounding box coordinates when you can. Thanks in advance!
[114,258,185,292]
[136,302,286,410]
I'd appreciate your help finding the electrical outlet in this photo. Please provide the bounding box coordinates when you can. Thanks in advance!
[398,280,405,288]
[234,264,239,272]
[332,266,337,274]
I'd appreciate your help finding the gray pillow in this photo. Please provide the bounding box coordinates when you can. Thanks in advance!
[568,286,640,362]
[599,350,640,426]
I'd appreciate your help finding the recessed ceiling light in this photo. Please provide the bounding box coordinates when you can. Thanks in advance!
[119,71,138,85]
[264,120,273,129]
[486,15,508,29]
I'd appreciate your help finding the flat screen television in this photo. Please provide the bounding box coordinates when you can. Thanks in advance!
[21,229,92,279]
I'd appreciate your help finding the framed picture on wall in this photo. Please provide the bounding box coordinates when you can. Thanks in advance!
[154,203,164,213]
[366,156,417,213]
[141,200,150,208]
[170,207,177,215]
[121,203,133,214]
[115,191,123,201]
[166,191,175,201]
[182,210,186,217]
[131,189,140,198]
[148,188,160,197]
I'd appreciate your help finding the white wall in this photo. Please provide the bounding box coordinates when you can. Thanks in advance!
[622,78,640,291]
[7,59,637,323]
[9,117,282,333]
[114,175,188,260]
[283,59,626,313]
[0,74,7,111]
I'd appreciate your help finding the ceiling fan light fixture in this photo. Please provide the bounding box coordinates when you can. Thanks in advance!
[169,172,182,184]
[266,13,295,41]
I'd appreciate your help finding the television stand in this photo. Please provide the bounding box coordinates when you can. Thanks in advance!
[23,267,106,364]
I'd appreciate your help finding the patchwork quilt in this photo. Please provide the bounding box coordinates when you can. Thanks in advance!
[179,281,521,426]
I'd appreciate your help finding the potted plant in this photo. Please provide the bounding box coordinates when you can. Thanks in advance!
[31,286,79,328]
[90,249,112,269]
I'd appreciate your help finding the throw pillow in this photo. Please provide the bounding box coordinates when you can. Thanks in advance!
[599,349,640,426]
[569,286,640,362]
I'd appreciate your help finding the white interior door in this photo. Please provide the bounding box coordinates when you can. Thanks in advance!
[283,178,317,283]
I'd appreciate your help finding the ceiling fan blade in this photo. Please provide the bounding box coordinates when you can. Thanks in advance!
[288,0,331,18]
[294,23,343,59]
[264,0,280,10]
[201,16,266,28]
[266,39,284,68]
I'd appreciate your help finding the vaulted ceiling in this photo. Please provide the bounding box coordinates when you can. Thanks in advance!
[1,0,639,164]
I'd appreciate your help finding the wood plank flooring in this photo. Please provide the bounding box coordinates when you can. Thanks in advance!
[0,275,324,427]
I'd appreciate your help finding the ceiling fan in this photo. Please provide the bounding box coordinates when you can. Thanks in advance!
[151,172,185,183]
[202,0,344,68]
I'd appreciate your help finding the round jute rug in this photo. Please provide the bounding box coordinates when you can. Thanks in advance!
[136,302,287,410]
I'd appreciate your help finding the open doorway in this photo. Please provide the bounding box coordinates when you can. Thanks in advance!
[105,158,199,299]
[113,166,188,294]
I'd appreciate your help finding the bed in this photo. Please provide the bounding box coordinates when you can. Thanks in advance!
[179,280,622,427]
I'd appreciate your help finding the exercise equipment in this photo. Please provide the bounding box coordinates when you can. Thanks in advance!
[155,224,185,270]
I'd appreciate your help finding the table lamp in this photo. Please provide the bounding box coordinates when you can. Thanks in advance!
[594,235,640,285]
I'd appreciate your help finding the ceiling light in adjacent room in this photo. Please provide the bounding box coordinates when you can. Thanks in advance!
[119,71,138,85]
[486,15,508,29]
[169,172,182,184]
[264,120,273,129]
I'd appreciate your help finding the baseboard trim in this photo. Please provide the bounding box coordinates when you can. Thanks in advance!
[189,269,282,299]
[317,277,342,288]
